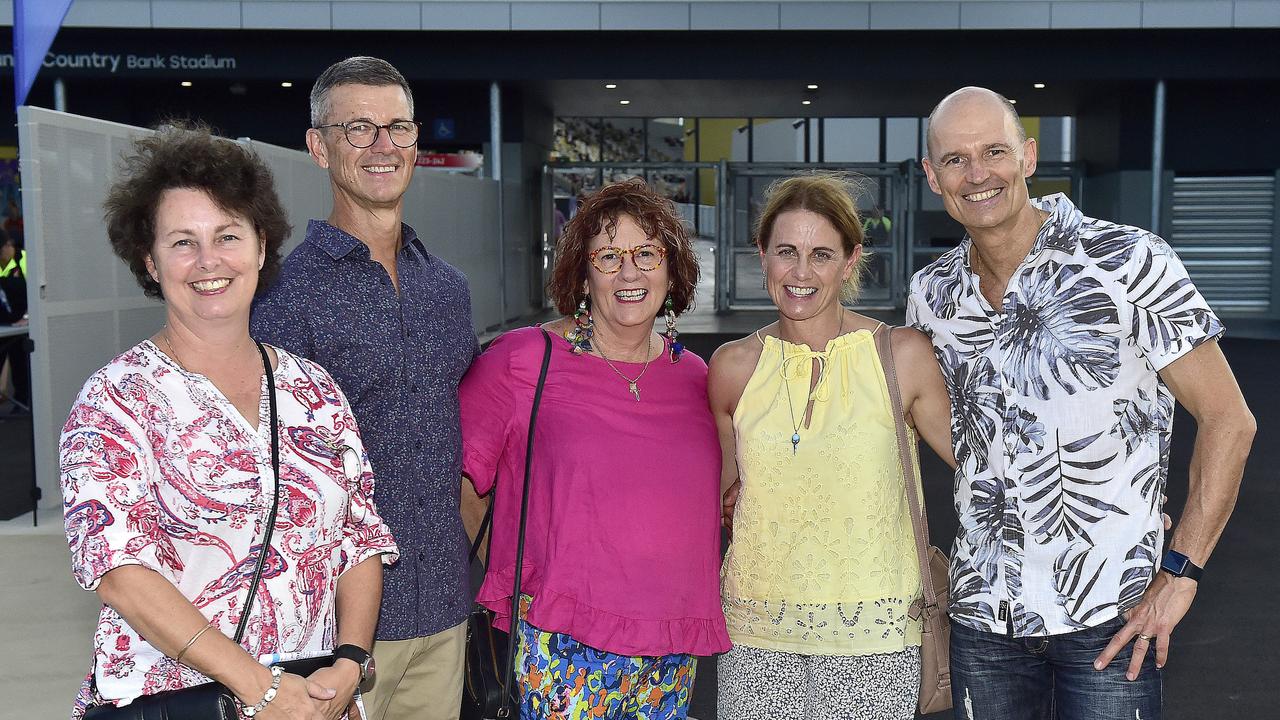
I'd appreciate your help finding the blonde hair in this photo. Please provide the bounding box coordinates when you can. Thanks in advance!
[754,171,870,302]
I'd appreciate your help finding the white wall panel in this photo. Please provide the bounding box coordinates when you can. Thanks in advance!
[1236,0,1280,26]
[602,2,690,30]
[691,2,779,30]
[151,0,242,28]
[1050,1,1142,28]
[960,1,1051,29]
[242,1,332,29]
[331,2,421,30]
[780,2,869,30]
[420,2,511,30]
[870,2,960,29]
[511,2,601,30]
[1142,0,1233,28]
[64,0,152,28]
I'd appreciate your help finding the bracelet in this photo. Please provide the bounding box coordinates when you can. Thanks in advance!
[174,621,217,665]
[242,665,283,717]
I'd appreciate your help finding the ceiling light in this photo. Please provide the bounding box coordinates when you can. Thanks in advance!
[1009,99,1017,104]
[619,99,630,105]
[281,81,293,88]
[807,84,819,90]
[180,81,192,87]
[605,83,617,89]
[802,100,812,106]
[1033,83,1046,89]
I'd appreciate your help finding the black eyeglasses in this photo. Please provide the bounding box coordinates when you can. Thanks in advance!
[313,120,421,148]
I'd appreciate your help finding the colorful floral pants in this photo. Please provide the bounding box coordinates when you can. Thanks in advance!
[513,616,697,720]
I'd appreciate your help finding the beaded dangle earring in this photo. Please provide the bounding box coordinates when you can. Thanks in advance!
[663,295,684,363]
[566,296,594,354]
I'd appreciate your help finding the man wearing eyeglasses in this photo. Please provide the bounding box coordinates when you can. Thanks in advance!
[253,56,479,720]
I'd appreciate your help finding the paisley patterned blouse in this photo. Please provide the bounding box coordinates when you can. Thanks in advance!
[60,341,398,716]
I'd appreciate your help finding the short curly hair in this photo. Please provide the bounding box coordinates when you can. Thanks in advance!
[754,171,869,302]
[547,179,699,316]
[104,122,290,300]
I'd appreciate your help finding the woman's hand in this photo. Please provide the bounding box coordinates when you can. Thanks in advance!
[307,663,361,720]
[721,480,741,540]
[256,671,332,719]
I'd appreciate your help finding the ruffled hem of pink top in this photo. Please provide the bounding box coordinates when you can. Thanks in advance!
[476,566,731,658]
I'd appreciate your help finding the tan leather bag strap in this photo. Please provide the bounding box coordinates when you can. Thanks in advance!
[874,325,940,608]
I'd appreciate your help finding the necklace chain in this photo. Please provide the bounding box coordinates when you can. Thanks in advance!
[162,329,188,373]
[594,332,654,402]
[781,310,844,455]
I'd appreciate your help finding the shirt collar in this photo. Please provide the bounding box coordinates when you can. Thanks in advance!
[958,192,1083,271]
[1028,192,1084,258]
[305,219,427,261]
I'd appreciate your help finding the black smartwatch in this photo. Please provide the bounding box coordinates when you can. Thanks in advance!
[334,644,375,688]
[1160,550,1204,581]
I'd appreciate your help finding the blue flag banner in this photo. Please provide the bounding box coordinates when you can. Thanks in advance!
[14,0,76,108]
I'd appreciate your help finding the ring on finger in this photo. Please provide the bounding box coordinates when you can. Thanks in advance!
[1136,633,1156,642]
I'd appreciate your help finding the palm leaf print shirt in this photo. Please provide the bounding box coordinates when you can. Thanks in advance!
[906,194,1223,637]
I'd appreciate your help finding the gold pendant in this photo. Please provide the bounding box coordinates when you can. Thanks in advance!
[628,381,640,401]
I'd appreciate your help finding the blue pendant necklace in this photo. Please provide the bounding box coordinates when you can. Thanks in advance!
[781,311,843,455]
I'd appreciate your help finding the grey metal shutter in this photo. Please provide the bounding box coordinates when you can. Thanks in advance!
[1165,175,1276,315]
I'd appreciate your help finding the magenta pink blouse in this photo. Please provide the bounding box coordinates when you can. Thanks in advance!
[460,327,730,657]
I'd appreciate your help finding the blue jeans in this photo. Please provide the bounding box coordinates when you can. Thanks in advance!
[950,617,1161,720]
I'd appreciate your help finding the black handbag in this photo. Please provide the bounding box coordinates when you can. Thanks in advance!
[461,329,553,720]
[85,342,336,720]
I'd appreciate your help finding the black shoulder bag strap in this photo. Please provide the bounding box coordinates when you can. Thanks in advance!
[235,342,282,643]
[465,329,552,718]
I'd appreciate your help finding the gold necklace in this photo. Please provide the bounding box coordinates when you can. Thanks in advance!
[162,329,188,372]
[594,332,654,402]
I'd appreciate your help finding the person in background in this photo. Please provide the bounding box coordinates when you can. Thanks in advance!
[61,123,397,720]
[0,231,30,410]
[459,179,730,719]
[252,56,478,720]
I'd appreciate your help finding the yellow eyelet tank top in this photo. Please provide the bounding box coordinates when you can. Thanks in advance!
[722,325,924,656]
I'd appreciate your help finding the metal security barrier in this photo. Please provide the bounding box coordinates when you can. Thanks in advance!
[719,162,910,310]
[545,159,1088,313]
[541,161,724,308]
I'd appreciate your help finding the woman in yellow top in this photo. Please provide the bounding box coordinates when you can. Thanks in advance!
[709,173,955,720]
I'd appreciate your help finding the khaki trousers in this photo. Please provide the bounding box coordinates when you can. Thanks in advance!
[361,621,467,720]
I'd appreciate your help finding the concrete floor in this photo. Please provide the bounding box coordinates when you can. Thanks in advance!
[0,509,100,720]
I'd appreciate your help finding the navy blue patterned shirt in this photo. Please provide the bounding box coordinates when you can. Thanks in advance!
[252,219,479,641]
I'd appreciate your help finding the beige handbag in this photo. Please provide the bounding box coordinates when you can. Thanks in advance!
[874,326,954,715]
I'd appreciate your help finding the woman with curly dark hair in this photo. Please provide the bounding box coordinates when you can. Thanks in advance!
[60,124,398,719]
[458,178,730,719]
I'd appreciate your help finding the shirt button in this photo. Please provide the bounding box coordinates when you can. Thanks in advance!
[417,496,426,507]
[411,386,420,393]
[1003,387,1014,397]
[417,551,426,562]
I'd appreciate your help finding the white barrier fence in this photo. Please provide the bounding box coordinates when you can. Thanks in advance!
[18,107,504,509]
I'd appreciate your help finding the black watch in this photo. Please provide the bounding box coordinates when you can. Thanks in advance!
[334,644,375,686]
[1160,550,1204,581]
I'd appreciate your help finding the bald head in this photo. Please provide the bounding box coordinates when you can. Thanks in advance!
[925,87,1026,161]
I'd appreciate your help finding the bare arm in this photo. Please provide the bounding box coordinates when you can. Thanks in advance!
[708,338,760,538]
[307,555,383,719]
[96,566,328,719]
[460,474,491,562]
[892,327,956,469]
[1095,339,1255,678]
